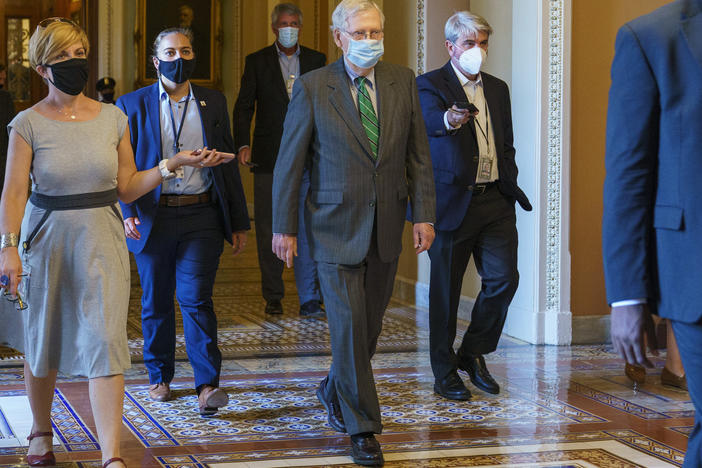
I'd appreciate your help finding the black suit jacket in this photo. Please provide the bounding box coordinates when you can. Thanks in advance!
[233,44,326,173]
[0,90,16,191]
[417,62,531,231]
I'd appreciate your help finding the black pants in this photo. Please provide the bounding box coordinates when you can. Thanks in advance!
[428,186,518,381]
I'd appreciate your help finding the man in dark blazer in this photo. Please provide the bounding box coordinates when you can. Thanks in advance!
[271,1,435,463]
[603,1,702,465]
[117,29,249,416]
[233,3,326,316]
[417,11,531,402]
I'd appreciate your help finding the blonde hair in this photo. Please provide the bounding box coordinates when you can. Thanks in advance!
[28,20,89,70]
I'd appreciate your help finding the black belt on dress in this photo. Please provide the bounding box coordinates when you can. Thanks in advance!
[471,181,498,196]
[24,188,120,252]
[159,191,211,207]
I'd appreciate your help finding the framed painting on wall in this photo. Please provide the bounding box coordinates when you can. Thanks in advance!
[135,0,222,89]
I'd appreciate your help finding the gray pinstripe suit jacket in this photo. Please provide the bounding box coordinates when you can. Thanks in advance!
[272,58,436,265]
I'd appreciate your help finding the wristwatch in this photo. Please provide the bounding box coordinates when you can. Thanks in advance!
[159,159,176,180]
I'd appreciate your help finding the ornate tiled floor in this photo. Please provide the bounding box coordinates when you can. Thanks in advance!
[0,232,692,467]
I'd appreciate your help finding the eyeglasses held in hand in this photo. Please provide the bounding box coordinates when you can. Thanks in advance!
[0,274,28,310]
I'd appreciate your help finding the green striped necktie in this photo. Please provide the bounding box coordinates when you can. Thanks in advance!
[355,76,379,160]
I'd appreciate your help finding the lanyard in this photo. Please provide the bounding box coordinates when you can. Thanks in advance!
[474,100,490,154]
[168,95,190,154]
[280,52,298,79]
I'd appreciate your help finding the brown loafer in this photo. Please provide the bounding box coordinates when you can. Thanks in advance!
[148,382,171,402]
[661,366,687,390]
[624,363,646,385]
[198,385,228,417]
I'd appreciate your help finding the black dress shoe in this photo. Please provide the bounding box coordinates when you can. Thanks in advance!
[300,299,324,317]
[316,377,346,432]
[458,354,500,394]
[433,371,472,400]
[265,300,283,315]
[350,433,384,466]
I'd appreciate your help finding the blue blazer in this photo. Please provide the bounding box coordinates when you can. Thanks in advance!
[116,82,250,254]
[603,0,702,321]
[416,62,531,232]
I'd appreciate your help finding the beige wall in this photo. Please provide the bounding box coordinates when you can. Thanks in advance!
[570,0,671,317]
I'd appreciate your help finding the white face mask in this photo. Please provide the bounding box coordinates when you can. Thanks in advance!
[458,45,487,76]
[345,37,384,69]
[278,27,299,48]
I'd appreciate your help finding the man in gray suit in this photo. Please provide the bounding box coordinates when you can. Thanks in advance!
[272,1,435,464]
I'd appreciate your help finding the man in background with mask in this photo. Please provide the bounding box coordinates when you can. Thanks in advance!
[234,3,325,317]
[117,28,250,416]
[417,11,531,402]
[271,0,435,464]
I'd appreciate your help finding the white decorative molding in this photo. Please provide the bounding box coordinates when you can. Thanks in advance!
[107,0,113,76]
[416,0,425,75]
[232,0,242,96]
[545,0,564,315]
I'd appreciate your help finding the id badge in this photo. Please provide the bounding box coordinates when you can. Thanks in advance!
[286,74,296,97]
[478,154,493,181]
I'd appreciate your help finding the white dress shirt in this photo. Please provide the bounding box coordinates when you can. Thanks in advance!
[443,62,499,183]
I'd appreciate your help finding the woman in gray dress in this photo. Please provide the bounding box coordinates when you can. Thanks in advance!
[0,19,223,467]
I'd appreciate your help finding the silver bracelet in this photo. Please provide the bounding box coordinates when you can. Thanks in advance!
[0,233,18,249]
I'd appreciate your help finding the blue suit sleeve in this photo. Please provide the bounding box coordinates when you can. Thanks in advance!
[602,24,659,304]
[417,74,452,138]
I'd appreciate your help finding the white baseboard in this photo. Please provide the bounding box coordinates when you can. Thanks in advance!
[392,275,475,321]
[393,276,605,345]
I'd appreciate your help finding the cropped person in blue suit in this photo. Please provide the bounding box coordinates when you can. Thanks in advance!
[117,28,249,416]
[417,11,531,402]
[603,1,702,466]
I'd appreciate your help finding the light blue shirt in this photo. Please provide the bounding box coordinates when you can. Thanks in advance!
[343,59,378,115]
[158,79,211,194]
[276,43,301,99]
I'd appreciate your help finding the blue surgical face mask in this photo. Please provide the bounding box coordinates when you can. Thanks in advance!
[345,37,384,69]
[278,27,299,48]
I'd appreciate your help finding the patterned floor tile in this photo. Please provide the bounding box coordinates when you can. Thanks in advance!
[122,372,605,448]
[0,389,97,456]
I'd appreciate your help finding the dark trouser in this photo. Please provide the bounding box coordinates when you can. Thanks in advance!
[255,172,321,305]
[254,173,285,302]
[316,228,398,436]
[294,172,321,305]
[671,320,702,468]
[135,202,224,391]
[428,186,518,381]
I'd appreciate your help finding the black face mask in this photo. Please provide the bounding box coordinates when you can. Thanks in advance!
[158,57,196,84]
[46,58,89,95]
[99,92,115,103]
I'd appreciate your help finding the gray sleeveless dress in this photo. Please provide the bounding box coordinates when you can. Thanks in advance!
[1,104,131,378]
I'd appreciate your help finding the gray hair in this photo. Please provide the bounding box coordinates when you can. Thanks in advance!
[444,11,492,44]
[272,3,303,26]
[330,0,385,32]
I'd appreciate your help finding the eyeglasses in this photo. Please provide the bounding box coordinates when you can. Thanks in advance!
[37,17,78,29]
[1,274,28,311]
[344,30,383,41]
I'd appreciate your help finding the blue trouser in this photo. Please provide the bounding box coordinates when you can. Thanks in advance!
[135,202,224,390]
[671,320,702,468]
[294,172,321,305]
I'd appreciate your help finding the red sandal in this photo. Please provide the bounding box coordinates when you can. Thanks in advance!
[26,431,55,467]
[103,456,126,467]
